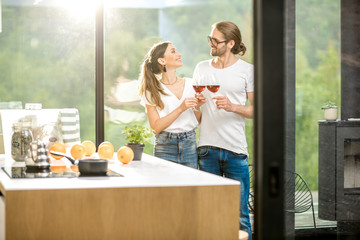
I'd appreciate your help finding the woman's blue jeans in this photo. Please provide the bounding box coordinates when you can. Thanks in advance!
[198,146,252,239]
[154,130,198,169]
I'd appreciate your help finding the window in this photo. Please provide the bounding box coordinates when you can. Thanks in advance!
[103,0,253,154]
[0,0,96,142]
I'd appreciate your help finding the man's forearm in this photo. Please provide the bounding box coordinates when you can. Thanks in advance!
[231,104,254,119]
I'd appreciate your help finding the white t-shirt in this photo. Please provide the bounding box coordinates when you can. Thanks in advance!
[193,59,254,155]
[140,78,198,133]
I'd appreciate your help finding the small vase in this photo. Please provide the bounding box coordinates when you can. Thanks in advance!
[324,108,338,121]
[126,143,144,161]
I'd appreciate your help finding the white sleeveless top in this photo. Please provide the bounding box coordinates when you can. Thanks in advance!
[140,78,198,133]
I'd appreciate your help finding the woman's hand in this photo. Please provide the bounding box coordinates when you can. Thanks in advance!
[196,93,207,108]
[180,97,198,112]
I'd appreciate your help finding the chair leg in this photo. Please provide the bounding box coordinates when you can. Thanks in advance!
[311,202,317,229]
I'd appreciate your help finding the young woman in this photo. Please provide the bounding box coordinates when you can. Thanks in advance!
[139,41,205,168]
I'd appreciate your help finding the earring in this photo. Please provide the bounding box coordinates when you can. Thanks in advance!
[163,65,167,72]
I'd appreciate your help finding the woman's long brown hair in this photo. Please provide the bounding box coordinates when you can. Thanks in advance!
[138,41,170,110]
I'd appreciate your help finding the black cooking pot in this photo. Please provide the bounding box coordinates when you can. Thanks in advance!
[50,151,108,176]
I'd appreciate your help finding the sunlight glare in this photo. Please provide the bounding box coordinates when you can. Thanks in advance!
[57,0,101,18]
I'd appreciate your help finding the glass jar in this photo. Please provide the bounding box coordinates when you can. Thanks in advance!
[11,121,33,161]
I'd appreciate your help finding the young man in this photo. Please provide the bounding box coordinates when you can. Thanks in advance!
[193,21,254,238]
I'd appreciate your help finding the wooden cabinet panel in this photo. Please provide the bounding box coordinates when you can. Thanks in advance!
[0,195,4,240]
[5,185,239,240]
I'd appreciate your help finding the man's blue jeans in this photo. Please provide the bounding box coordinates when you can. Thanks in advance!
[198,146,252,239]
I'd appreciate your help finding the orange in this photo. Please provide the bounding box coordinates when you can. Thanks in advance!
[49,143,66,160]
[50,159,66,173]
[117,146,134,164]
[98,144,114,160]
[70,143,86,159]
[99,141,114,152]
[70,165,79,173]
[50,165,66,173]
[82,140,96,157]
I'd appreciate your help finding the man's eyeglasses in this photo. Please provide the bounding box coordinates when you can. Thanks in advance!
[207,36,228,46]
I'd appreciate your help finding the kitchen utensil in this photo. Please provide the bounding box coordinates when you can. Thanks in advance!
[25,140,50,172]
[50,151,108,176]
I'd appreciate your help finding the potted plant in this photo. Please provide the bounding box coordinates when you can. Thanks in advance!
[321,101,338,121]
[122,124,153,160]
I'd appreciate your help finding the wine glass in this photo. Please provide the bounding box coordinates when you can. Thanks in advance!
[192,76,205,111]
[193,78,206,97]
[206,74,220,111]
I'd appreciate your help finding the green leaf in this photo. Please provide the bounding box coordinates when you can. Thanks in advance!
[122,124,153,144]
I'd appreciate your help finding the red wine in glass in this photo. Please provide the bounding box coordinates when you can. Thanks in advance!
[191,76,205,111]
[193,85,206,94]
[207,85,220,93]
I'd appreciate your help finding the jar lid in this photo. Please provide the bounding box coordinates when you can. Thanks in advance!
[12,121,32,128]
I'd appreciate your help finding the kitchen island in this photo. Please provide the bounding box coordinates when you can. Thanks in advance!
[0,153,240,240]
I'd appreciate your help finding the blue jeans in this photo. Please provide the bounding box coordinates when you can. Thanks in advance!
[198,146,252,239]
[154,130,198,169]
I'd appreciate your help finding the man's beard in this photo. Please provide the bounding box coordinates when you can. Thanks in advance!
[210,45,227,56]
